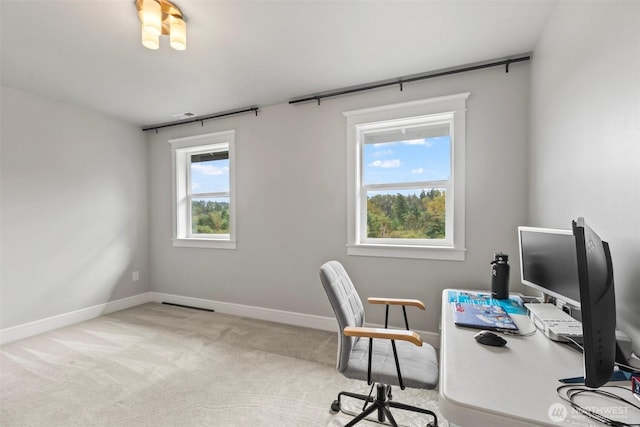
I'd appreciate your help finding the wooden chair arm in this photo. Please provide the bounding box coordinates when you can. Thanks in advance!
[368,297,426,310]
[343,326,423,347]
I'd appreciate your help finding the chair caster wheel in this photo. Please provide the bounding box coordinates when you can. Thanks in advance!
[330,400,340,412]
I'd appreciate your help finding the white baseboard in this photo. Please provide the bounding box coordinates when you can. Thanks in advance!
[0,293,153,345]
[150,292,440,349]
[1,292,441,350]
[150,292,339,333]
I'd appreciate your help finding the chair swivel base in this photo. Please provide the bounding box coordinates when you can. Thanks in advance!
[331,383,438,427]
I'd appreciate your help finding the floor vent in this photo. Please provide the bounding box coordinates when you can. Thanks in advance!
[162,302,215,312]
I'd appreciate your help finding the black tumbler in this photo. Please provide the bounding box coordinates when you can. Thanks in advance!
[491,253,510,299]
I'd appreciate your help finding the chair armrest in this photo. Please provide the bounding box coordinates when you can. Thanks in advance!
[367,297,425,310]
[343,326,423,347]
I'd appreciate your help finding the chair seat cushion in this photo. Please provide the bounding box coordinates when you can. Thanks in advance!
[342,336,439,389]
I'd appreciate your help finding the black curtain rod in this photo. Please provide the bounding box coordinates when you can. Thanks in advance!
[142,106,259,132]
[289,54,531,105]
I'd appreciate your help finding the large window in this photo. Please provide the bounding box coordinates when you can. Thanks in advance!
[345,94,468,260]
[170,131,236,249]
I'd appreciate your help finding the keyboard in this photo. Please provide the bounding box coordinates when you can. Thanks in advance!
[524,303,583,342]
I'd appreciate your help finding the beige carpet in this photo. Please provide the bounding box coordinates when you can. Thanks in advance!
[0,303,447,426]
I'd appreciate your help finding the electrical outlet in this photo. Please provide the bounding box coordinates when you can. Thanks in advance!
[132,271,139,282]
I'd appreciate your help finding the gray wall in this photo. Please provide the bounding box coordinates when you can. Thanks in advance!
[5,1,637,351]
[0,86,150,328]
[530,1,640,354]
[148,64,531,332]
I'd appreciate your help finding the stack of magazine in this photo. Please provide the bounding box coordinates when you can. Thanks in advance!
[448,290,526,333]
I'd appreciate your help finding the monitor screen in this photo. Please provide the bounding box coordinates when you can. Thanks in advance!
[518,226,581,307]
[573,217,617,388]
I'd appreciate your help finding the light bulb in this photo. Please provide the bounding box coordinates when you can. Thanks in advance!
[142,27,159,49]
[142,0,162,37]
[170,16,186,50]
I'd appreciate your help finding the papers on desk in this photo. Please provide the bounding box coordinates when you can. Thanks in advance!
[451,302,519,332]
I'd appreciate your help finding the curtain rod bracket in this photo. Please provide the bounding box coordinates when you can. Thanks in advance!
[505,62,510,73]
[399,80,404,92]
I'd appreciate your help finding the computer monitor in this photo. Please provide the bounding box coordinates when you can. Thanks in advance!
[518,226,581,308]
[572,217,617,388]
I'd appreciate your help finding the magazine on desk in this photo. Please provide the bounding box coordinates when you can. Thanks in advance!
[447,290,527,315]
[451,302,519,332]
[448,290,525,332]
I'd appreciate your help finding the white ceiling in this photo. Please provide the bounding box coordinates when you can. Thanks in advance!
[1,0,557,127]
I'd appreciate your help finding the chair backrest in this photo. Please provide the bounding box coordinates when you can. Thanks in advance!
[319,260,365,373]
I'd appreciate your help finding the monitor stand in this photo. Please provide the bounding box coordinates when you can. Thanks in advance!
[559,370,633,384]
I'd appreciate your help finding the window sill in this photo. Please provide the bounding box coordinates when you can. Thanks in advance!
[347,244,465,261]
[173,238,236,250]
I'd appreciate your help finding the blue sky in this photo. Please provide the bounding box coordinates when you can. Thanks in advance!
[191,159,229,194]
[363,136,451,186]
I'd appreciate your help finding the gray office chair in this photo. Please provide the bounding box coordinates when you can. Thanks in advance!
[319,260,439,427]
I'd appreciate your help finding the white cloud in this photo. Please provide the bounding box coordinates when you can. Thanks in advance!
[402,139,425,145]
[372,149,394,157]
[411,168,424,174]
[192,164,229,175]
[373,138,434,147]
[402,139,435,148]
[369,159,401,168]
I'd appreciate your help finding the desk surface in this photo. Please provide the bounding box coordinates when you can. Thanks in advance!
[439,289,628,427]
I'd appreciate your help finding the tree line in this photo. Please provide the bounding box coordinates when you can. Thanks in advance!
[192,200,229,234]
[367,189,445,239]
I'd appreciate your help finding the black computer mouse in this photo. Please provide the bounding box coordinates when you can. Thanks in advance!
[474,330,507,347]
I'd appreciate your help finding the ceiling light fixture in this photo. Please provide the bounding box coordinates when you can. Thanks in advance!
[135,0,186,50]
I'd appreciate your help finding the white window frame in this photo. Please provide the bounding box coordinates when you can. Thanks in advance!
[169,130,236,249]
[344,94,469,261]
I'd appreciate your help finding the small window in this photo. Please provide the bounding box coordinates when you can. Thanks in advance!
[170,131,236,249]
[345,94,468,260]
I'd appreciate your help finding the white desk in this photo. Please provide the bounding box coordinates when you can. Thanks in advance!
[438,289,630,427]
